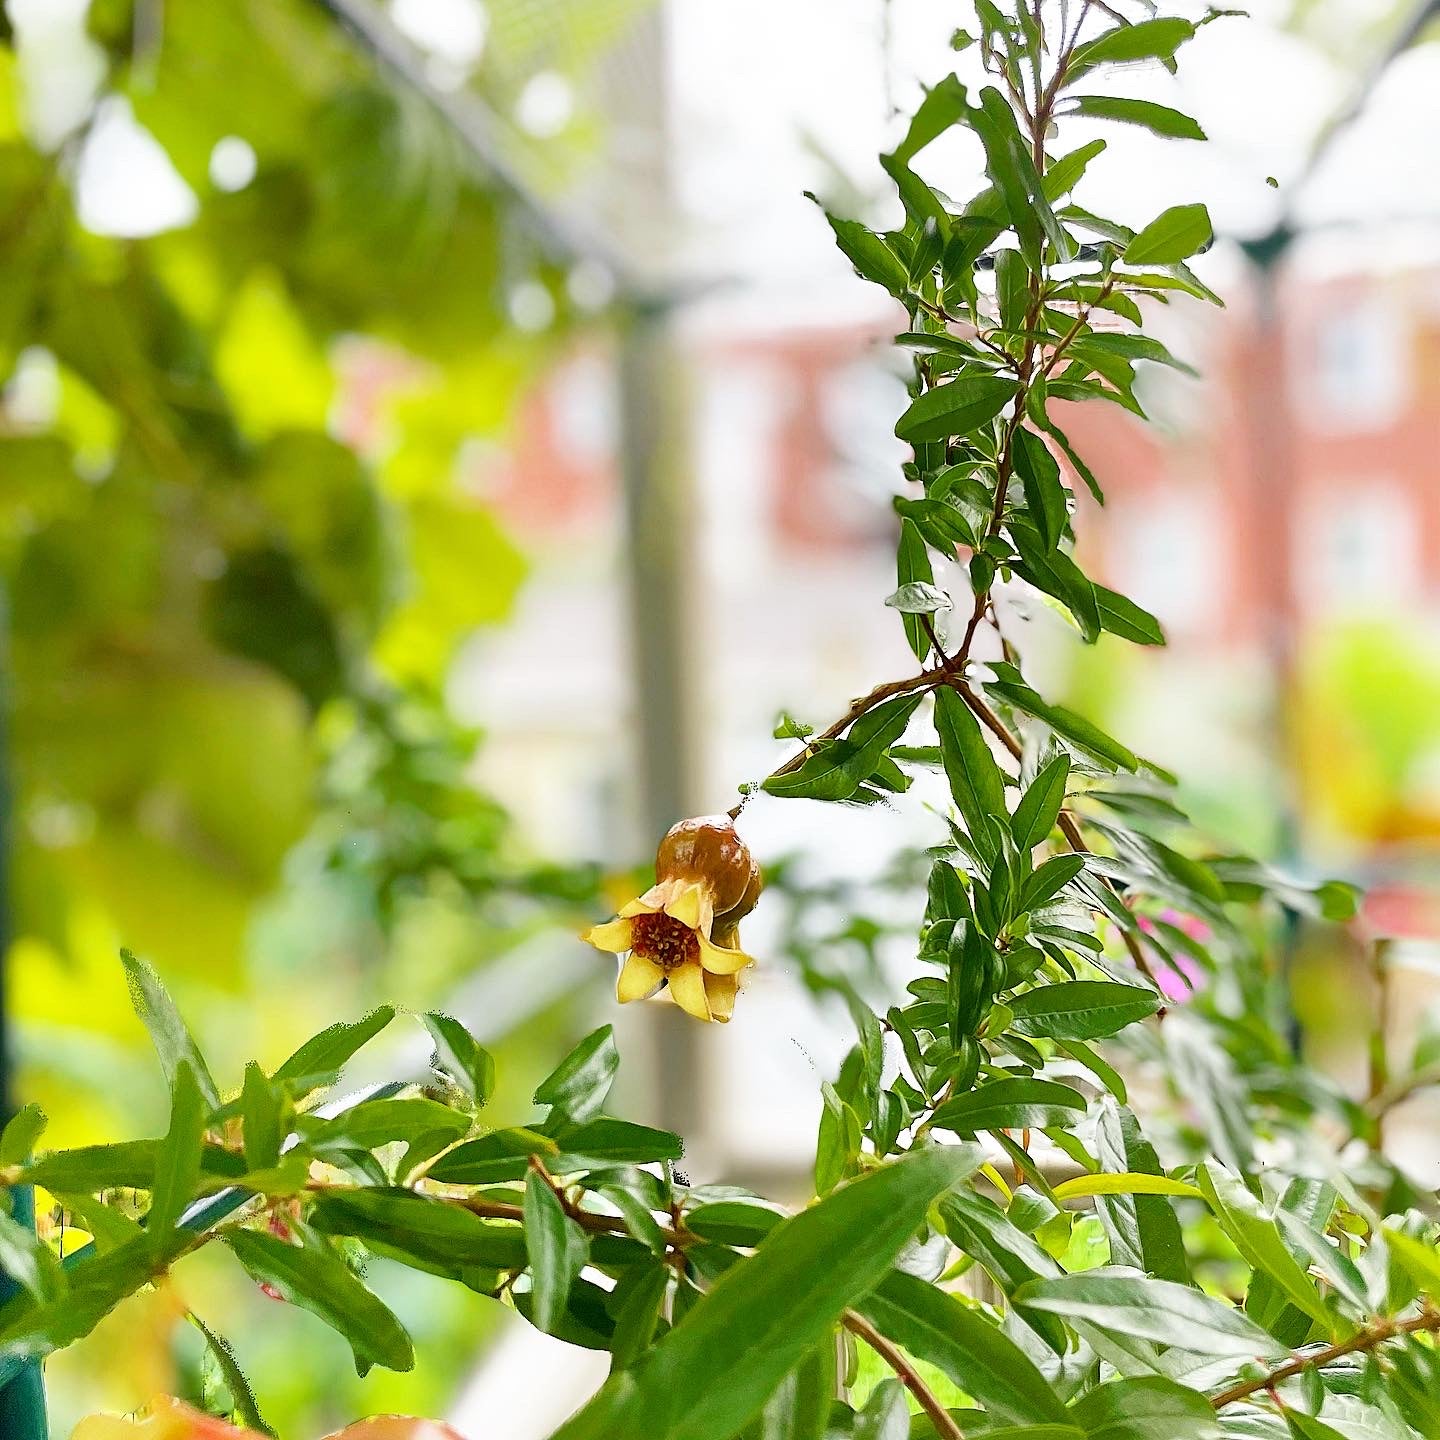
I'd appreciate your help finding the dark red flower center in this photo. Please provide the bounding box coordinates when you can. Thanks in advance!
[631,911,699,971]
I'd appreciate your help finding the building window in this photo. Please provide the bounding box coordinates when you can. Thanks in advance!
[1304,299,1407,432]
[1297,481,1419,614]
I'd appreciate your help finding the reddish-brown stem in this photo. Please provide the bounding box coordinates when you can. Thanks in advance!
[843,1310,966,1440]
[1208,1310,1440,1409]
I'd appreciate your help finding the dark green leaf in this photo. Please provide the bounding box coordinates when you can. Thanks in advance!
[854,1378,908,1440]
[424,1127,559,1184]
[935,686,1008,839]
[548,1147,975,1440]
[895,375,1018,445]
[226,1230,414,1376]
[1013,428,1069,552]
[524,1169,590,1335]
[931,1077,1086,1134]
[0,1208,64,1305]
[684,1202,786,1247]
[1012,753,1070,850]
[1068,1375,1217,1440]
[551,1118,684,1165]
[535,1025,619,1124]
[856,1270,1070,1426]
[1008,982,1159,1041]
[896,518,935,661]
[309,1187,528,1271]
[1019,854,1085,910]
[120,950,221,1110]
[819,209,909,296]
[305,1097,471,1153]
[986,679,1139,772]
[1095,585,1165,646]
[751,1339,837,1440]
[1070,19,1195,73]
[423,1012,496,1106]
[764,693,923,802]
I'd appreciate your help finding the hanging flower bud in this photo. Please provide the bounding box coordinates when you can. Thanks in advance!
[583,815,762,1023]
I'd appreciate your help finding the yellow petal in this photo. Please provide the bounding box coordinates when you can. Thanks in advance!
[617,954,666,1003]
[697,930,753,976]
[667,962,712,1021]
[663,879,713,933]
[583,917,635,953]
[703,970,737,1023]
[619,887,666,918]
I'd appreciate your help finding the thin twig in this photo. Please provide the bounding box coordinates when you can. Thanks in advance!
[843,1310,966,1440]
[1208,1309,1440,1409]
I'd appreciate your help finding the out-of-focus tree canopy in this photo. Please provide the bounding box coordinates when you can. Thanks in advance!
[0,0,635,1145]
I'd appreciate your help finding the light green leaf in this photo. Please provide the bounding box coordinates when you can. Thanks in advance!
[0,1106,47,1168]
[120,950,221,1110]
[240,1062,283,1172]
[1015,1270,1283,1357]
[885,581,952,614]
[273,1006,397,1091]
[1123,205,1212,266]
[149,1061,206,1241]
[1051,1174,1202,1202]
[1069,97,1206,142]
[189,1312,277,1437]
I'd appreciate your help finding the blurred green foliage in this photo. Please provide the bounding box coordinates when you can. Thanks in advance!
[0,0,642,1428]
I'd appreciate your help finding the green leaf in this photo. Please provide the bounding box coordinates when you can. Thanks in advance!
[1069,97,1206,142]
[1051,1174,1202,1202]
[535,1025,619,1125]
[854,1379,908,1440]
[969,87,1076,267]
[0,1231,188,1360]
[0,1106,47,1167]
[1019,854,1085,911]
[120,950,221,1110]
[684,1202,786,1247]
[889,73,968,163]
[935,686,1008,839]
[1123,204,1212,266]
[423,1012,496,1106]
[273,1005,397,1090]
[1068,1376,1217,1440]
[225,1230,414,1377]
[149,1061,206,1241]
[240,1062,283,1172]
[764,693,923,802]
[1043,139,1107,201]
[895,375,1018,445]
[1008,982,1159,1041]
[424,1126,559,1184]
[309,1187,528,1271]
[856,1270,1070,1426]
[1015,1270,1283,1357]
[1095,585,1165,646]
[986,679,1140,772]
[550,1118,684,1165]
[1070,18,1196,73]
[819,208,909,296]
[524,1169,590,1336]
[611,1263,671,1371]
[1195,1162,1334,1336]
[1092,1101,1191,1285]
[189,1313,277,1437]
[884,581,952,614]
[1012,753,1070,850]
[931,1077,1086,1135]
[548,1146,975,1440]
[1013,428,1069,552]
[0,1207,64,1305]
[815,1083,863,1195]
[305,1097,471,1153]
[751,1340,837,1440]
[1383,1228,1440,1302]
[896,518,935,661]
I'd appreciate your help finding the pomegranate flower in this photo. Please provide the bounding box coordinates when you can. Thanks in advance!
[584,815,761,1023]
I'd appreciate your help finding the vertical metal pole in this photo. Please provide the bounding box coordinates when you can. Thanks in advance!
[0,590,48,1438]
